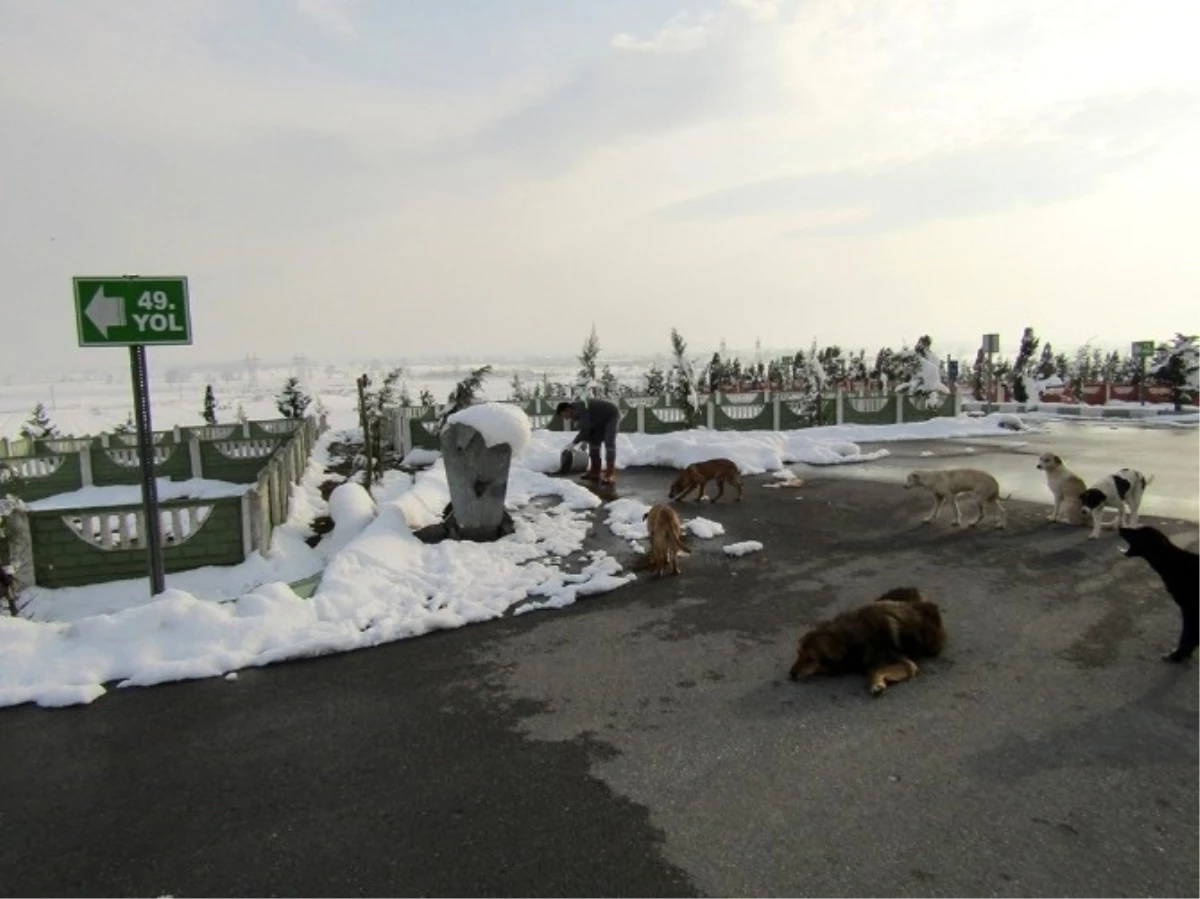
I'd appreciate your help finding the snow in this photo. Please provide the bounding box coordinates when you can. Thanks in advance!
[685,517,725,539]
[723,541,763,557]
[400,447,441,468]
[445,402,531,455]
[1,407,1049,710]
[323,482,377,553]
[26,478,251,511]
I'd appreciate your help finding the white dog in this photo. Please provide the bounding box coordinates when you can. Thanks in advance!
[904,469,1007,529]
[1079,468,1152,539]
[1036,452,1087,525]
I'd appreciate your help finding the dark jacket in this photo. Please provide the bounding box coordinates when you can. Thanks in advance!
[569,398,620,445]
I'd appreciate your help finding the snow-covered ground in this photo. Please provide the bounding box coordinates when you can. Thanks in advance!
[0,408,1048,710]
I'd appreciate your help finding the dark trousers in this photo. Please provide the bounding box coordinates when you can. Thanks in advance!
[585,420,618,465]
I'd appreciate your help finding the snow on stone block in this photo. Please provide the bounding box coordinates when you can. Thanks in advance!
[723,541,763,557]
[445,403,531,456]
[685,516,725,539]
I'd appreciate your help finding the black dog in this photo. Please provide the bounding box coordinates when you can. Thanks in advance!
[1119,526,1198,662]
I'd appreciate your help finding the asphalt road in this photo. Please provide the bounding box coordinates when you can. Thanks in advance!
[1,460,1197,896]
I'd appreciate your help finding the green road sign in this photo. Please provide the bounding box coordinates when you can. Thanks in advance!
[73,276,192,347]
[1131,340,1155,359]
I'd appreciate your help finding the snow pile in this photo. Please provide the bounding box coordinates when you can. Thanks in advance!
[322,482,378,553]
[723,541,763,557]
[400,447,441,468]
[521,428,888,474]
[605,498,651,541]
[445,403,531,455]
[686,517,725,539]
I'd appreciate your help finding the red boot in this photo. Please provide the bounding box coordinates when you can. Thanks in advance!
[601,461,616,486]
[580,457,601,481]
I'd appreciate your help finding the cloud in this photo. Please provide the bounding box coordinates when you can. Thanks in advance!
[465,0,783,173]
[653,89,1200,236]
[295,0,361,39]
[611,11,717,55]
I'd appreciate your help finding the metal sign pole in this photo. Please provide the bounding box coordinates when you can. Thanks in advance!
[129,345,166,595]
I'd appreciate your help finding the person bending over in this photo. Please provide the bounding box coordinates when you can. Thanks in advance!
[557,398,620,485]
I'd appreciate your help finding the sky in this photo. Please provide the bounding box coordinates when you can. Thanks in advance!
[1,0,1198,372]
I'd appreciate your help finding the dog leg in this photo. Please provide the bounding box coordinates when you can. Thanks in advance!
[696,480,709,503]
[923,496,940,524]
[962,496,983,528]
[993,500,1006,530]
[713,480,725,503]
[1047,499,1060,523]
[868,658,919,696]
[736,479,744,502]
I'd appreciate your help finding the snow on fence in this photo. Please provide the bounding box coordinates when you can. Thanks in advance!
[386,390,961,455]
[2,417,323,502]
[2,415,327,590]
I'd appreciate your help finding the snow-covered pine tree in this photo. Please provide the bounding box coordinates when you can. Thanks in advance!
[20,403,59,440]
[112,412,136,435]
[896,338,948,410]
[668,328,700,424]
[275,377,312,419]
[972,347,986,400]
[1011,327,1039,403]
[419,388,436,407]
[436,364,492,431]
[510,372,528,402]
[645,363,666,396]
[1036,343,1056,379]
[1101,351,1121,384]
[708,353,724,392]
[1150,333,1199,411]
[202,384,218,426]
[576,326,601,398]
[599,365,618,397]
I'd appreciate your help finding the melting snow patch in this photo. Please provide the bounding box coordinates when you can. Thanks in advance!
[686,517,725,539]
[723,540,763,557]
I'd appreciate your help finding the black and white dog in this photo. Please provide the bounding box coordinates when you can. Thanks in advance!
[1079,468,1152,539]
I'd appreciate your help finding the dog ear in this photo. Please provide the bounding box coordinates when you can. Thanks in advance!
[1053,454,1061,465]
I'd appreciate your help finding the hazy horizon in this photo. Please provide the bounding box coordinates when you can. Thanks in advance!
[2,0,1197,371]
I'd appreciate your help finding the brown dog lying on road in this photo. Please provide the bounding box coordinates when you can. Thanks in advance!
[669,458,744,503]
[788,587,947,696]
[643,503,687,576]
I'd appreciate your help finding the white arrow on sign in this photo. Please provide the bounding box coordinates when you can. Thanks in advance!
[85,286,127,337]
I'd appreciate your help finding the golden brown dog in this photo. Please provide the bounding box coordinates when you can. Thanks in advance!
[788,587,946,696]
[668,458,743,503]
[643,503,687,576]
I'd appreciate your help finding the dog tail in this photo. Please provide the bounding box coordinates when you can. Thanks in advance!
[1000,492,1013,502]
[1143,473,1154,490]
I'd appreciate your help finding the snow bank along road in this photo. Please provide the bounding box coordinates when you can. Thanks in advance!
[0,471,1195,897]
